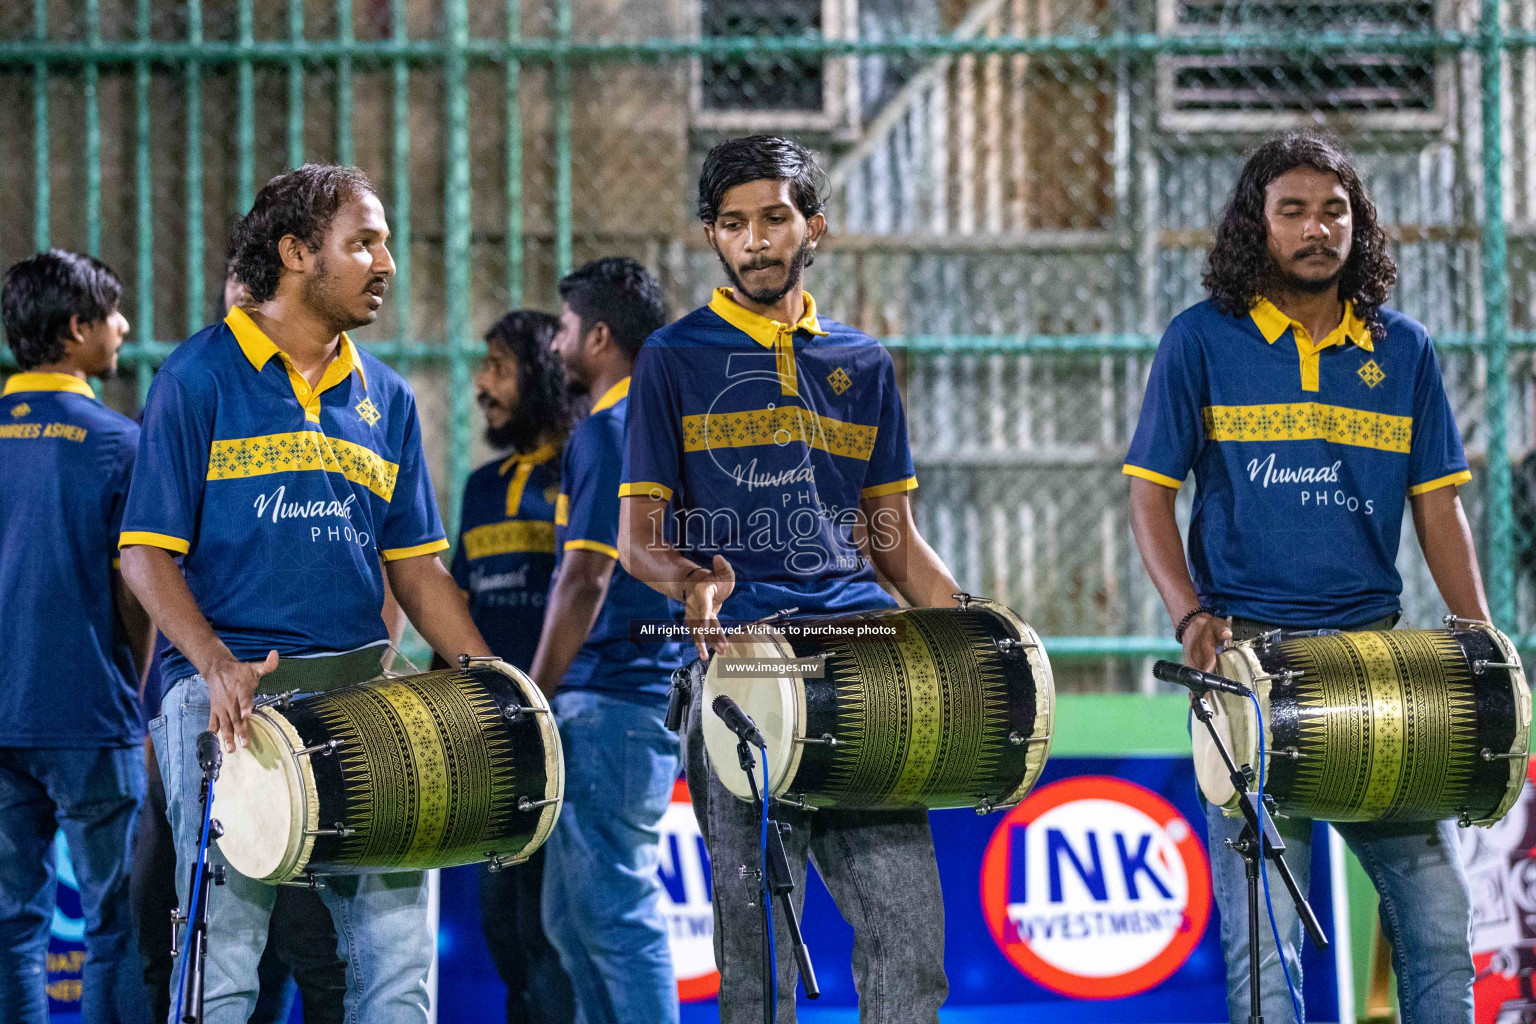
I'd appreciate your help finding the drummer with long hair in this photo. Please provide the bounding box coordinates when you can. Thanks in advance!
[1125,130,1487,1024]
[619,135,963,1023]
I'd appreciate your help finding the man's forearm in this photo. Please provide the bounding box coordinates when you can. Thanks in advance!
[527,569,609,694]
[1128,479,1201,625]
[619,496,705,601]
[384,554,492,662]
[1411,487,1491,621]
[119,544,238,678]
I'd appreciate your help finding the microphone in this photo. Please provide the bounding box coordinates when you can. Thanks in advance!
[712,695,766,750]
[196,731,224,781]
[1152,660,1252,697]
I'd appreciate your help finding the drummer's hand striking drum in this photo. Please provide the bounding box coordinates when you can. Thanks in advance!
[1192,622,1530,826]
[215,659,562,882]
[702,599,1054,812]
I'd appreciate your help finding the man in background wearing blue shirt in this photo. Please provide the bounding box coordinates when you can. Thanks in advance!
[1126,131,1487,1024]
[0,250,155,1024]
[452,309,576,1023]
[532,257,687,1024]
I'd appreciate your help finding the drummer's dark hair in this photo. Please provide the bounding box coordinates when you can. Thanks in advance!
[1,250,123,370]
[484,309,578,442]
[557,257,667,358]
[229,163,376,304]
[1204,131,1396,343]
[697,135,826,226]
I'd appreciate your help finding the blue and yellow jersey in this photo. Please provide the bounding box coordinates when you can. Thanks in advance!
[556,377,686,700]
[622,288,916,623]
[0,373,142,746]
[450,443,560,671]
[120,307,447,684]
[1124,298,1470,627]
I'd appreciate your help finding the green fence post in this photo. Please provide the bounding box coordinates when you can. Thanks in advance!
[288,0,305,168]
[186,0,205,335]
[238,0,255,212]
[133,0,154,406]
[391,0,413,375]
[444,0,471,537]
[554,0,573,278]
[84,0,101,258]
[1482,0,1514,626]
[505,0,523,308]
[32,0,48,252]
[336,0,354,166]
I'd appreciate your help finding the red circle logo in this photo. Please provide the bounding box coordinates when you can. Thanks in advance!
[979,776,1211,999]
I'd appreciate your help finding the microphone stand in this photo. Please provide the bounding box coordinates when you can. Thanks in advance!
[735,735,819,1024]
[1188,690,1326,1024]
[172,739,227,1024]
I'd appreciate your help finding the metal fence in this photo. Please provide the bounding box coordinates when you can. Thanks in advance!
[1,0,1531,690]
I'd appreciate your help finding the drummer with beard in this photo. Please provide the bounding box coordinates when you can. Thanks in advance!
[448,309,576,1023]
[1125,131,1488,1023]
[618,135,963,1023]
[118,164,492,1023]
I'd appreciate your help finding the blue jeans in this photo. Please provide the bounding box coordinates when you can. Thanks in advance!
[1207,805,1474,1024]
[541,689,680,1024]
[0,745,148,1024]
[153,675,434,1024]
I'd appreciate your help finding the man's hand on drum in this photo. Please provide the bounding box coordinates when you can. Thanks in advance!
[207,650,279,752]
[1182,613,1232,673]
[684,555,736,660]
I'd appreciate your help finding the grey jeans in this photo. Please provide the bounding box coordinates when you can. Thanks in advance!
[679,676,948,1023]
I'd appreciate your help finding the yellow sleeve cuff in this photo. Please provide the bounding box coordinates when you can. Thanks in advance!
[861,476,919,499]
[618,481,675,501]
[381,538,451,562]
[119,531,191,555]
[1408,470,1472,497]
[554,494,569,526]
[563,539,620,559]
[1122,464,1184,490]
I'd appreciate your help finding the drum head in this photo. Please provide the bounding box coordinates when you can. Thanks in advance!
[702,633,801,803]
[215,709,316,882]
[1471,622,1532,826]
[1191,647,1265,812]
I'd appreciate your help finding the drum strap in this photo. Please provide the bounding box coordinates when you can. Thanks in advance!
[1228,612,1399,641]
[256,644,389,695]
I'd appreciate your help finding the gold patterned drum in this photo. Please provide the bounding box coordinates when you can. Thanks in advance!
[702,600,1054,812]
[1193,623,1530,825]
[215,660,562,881]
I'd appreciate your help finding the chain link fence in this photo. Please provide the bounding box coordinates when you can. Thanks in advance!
[1,0,1531,690]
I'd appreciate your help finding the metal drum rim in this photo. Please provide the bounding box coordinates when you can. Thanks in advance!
[476,659,565,862]
[1470,621,1532,827]
[218,706,319,884]
[971,599,1056,808]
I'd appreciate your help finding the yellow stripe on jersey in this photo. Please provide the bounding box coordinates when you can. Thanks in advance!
[681,406,878,462]
[206,431,400,501]
[1201,403,1411,455]
[462,520,558,560]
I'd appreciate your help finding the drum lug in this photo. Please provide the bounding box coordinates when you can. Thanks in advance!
[254,690,296,710]
[773,793,818,812]
[792,733,838,748]
[503,704,552,722]
[1480,747,1529,761]
[517,796,559,813]
[1254,669,1304,685]
[1443,614,1491,630]
[458,654,502,670]
[1457,809,1474,828]
[1008,731,1051,746]
[1473,660,1521,675]
[1256,628,1283,650]
[994,637,1037,657]
[296,738,346,758]
[486,852,528,873]
[1272,746,1307,761]
[952,592,974,609]
[304,822,354,838]
[974,797,1021,815]
[278,871,325,890]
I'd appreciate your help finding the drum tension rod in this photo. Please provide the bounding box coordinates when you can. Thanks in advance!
[304,822,354,838]
[277,872,325,890]
[485,852,527,873]
[1473,660,1521,675]
[792,734,837,747]
[296,738,346,758]
[1272,746,1307,760]
[458,654,502,669]
[952,592,974,609]
[1443,614,1491,629]
[503,704,552,722]
[1253,669,1305,684]
[994,637,1037,656]
[1256,628,1283,649]
[517,796,559,813]
[974,797,1021,815]
[1008,731,1050,746]
[1480,747,1529,761]
[773,794,819,812]
[255,690,296,710]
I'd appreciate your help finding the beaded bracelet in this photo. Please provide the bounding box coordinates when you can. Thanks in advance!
[1174,605,1216,644]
